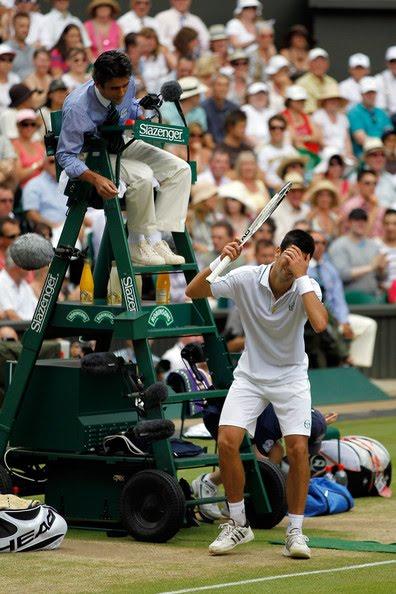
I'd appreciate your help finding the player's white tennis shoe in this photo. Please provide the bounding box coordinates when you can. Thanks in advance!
[209,520,254,555]
[192,473,221,521]
[283,529,311,559]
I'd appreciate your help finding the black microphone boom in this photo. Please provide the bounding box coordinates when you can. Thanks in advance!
[160,81,183,102]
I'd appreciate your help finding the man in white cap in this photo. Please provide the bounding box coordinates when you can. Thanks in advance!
[155,0,209,52]
[339,53,370,109]
[226,0,262,54]
[241,82,274,146]
[296,48,337,114]
[347,77,392,157]
[375,46,396,117]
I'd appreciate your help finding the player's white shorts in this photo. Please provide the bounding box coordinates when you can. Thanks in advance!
[219,373,312,437]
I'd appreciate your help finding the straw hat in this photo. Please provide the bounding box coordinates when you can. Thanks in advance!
[191,182,218,206]
[234,0,262,16]
[283,172,306,190]
[218,181,255,211]
[306,180,339,208]
[318,85,348,108]
[87,0,121,17]
[363,137,385,156]
[179,76,208,100]
[276,154,308,179]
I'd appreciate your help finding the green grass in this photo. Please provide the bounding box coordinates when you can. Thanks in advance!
[2,415,396,594]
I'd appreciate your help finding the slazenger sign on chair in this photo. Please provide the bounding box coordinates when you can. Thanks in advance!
[134,120,189,145]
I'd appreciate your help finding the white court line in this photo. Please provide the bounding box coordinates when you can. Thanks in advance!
[158,560,396,594]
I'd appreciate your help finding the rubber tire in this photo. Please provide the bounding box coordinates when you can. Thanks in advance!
[246,459,287,529]
[120,469,185,542]
[0,464,13,494]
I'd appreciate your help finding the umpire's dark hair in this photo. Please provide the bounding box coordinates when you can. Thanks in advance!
[93,50,132,87]
[280,229,315,257]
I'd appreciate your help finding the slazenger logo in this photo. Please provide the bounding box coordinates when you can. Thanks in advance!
[31,273,59,332]
[289,299,296,311]
[139,122,183,143]
[66,309,90,323]
[148,306,174,327]
[94,311,115,325]
[121,276,137,311]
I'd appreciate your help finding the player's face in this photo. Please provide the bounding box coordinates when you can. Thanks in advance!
[98,77,130,104]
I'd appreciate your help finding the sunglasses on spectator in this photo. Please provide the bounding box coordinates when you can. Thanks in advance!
[361,180,377,185]
[18,121,37,128]
[0,198,13,203]
[3,233,20,240]
[0,56,14,63]
[72,58,87,64]
[269,125,285,130]
[135,0,150,4]
[368,151,385,157]
[232,60,249,66]
[190,133,204,138]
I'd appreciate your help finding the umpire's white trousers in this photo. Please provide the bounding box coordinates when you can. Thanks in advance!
[348,314,377,368]
[112,140,191,235]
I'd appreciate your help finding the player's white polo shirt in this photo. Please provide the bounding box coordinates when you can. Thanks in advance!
[211,264,322,385]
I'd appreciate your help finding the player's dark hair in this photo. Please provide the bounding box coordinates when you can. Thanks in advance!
[93,50,132,87]
[280,229,315,257]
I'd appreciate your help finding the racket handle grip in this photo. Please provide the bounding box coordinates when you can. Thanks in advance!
[206,256,231,284]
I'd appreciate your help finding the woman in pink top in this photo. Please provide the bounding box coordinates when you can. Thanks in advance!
[85,0,123,60]
[12,110,45,189]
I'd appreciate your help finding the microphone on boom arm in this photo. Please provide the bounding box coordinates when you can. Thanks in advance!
[159,81,190,161]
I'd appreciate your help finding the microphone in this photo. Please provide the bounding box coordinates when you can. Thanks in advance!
[142,382,168,411]
[160,81,183,103]
[10,233,54,270]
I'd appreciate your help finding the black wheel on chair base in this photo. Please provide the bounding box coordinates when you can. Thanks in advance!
[246,459,287,529]
[120,469,185,542]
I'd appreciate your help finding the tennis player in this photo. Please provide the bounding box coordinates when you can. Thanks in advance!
[186,229,328,558]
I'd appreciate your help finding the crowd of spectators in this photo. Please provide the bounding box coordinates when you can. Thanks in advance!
[0,0,395,369]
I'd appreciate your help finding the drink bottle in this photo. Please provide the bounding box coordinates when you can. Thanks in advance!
[80,258,94,303]
[156,273,170,304]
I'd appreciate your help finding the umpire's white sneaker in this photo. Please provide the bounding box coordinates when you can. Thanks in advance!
[191,473,221,521]
[209,520,254,555]
[131,240,165,266]
[153,240,185,265]
[283,529,311,559]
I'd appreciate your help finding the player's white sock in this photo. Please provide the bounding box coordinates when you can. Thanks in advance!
[228,500,246,526]
[286,513,304,535]
[129,232,145,244]
[147,231,162,244]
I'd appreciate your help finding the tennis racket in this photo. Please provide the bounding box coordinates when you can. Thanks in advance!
[206,181,292,283]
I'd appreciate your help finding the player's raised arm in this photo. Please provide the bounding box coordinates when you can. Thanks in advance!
[185,241,242,299]
[283,245,328,333]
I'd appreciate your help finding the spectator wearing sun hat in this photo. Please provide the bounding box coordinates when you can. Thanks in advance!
[312,85,353,158]
[249,20,276,82]
[272,171,309,244]
[12,108,45,188]
[362,138,396,208]
[339,53,370,109]
[0,82,36,140]
[266,54,292,112]
[305,179,340,242]
[0,43,19,114]
[347,77,392,158]
[375,46,396,118]
[241,82,275,147]
[208,24,229,68]
[161,76,208,130]
[296,47,338,114]
[226,0,262,54]
[227,49,252,105]
[84,0,123,60]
